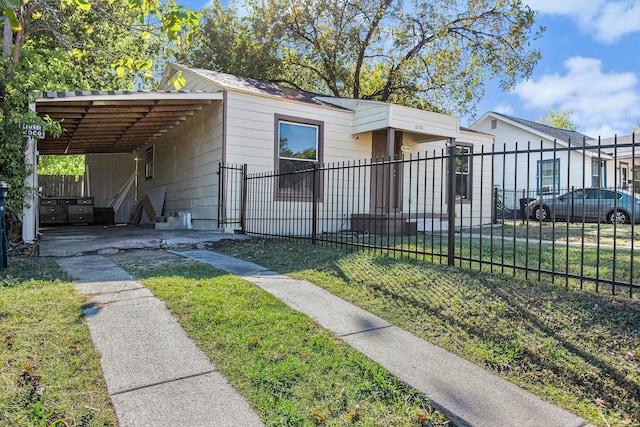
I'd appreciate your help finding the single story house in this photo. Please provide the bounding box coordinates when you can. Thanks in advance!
[470,112,617,213]
[599,132,640,192]
[23,63,493,241]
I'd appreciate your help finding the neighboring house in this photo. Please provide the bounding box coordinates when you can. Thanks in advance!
[470,112,616,210]
[599,132,640,193]
[23,63,493,241]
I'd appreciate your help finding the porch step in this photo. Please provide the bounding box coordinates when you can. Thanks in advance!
[153,212,192,230]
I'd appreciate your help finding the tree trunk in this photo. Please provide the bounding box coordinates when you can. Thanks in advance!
[3,16,12,58]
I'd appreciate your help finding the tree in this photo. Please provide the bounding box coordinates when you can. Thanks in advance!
[38,155,85,176]
[190,0,283,81]
[0,0,199,237]
[537,109,575,130]
[191,0,542,116]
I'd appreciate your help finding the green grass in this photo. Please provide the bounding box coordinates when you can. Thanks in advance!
[478,221,640,247]
[114,257,449,427]
[0,257,117,426]
[320,226,640,295]
[212,238,640,427]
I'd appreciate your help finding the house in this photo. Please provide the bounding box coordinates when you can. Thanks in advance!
[599,132,640,193]
[470,112,617,215]
[23,63,493,242]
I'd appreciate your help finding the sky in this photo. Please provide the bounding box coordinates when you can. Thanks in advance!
[181,0,640,138]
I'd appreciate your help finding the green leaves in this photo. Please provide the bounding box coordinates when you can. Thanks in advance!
[72,0,91,11]
[4,7,21,31]
[167,71,186,90]
[1,0,202,224]
[191,0,541,116]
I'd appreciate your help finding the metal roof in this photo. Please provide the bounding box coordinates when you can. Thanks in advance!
[35,91,223,155]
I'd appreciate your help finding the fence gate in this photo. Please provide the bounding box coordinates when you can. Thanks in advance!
[217,163,246,231]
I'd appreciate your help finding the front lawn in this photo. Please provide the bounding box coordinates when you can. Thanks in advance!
[0,257,117,426]
[212,238,640,427]
[473,220,640,247]
[112,252,449,426]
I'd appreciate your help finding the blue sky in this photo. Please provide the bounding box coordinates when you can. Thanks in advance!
[181,0,640,138]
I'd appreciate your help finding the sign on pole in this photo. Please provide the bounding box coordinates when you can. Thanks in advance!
[21,123,45,139]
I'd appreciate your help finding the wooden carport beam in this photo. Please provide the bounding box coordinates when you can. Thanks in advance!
[64,103,90,153]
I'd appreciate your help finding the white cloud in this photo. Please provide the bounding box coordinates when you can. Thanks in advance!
[525,0,640,43]
[492,104,515,116]
[514,56,640,136]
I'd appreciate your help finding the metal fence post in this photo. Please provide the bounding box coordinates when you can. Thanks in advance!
[0,182,11,271]
[217,163,224,229]
[240,164,248,234]
[447,142,456,266]
[311,164,319,245]
[493,186,499,224]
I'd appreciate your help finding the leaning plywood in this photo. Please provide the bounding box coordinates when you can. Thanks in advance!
[143,186,166,222]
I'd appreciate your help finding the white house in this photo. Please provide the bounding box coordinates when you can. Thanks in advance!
[470,112,618,214]
[24,64,494,241]
[599,132,640,193]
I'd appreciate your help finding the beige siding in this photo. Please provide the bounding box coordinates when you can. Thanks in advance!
[135,102,224,229]
[224,91,370,169]
[401,131,494,229]
[352,103,391,134]
[388,104,459,140]
[85,153,136,223]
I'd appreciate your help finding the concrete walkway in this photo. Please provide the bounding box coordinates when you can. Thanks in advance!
[55,250,590,427]
[41,225,246,257]
[172,250,589,427]
[56,255,263,427]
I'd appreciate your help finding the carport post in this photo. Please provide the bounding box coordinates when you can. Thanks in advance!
[0,181,10,270]
[22,101,38,243]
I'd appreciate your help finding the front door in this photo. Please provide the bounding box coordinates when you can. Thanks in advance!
[371,130,403,212]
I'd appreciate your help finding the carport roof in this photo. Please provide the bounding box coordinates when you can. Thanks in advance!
[35,90,223,155]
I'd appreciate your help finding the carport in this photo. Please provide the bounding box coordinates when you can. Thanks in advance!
[24,90,224,242]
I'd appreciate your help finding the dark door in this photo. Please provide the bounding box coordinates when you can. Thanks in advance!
[371,130,403,212]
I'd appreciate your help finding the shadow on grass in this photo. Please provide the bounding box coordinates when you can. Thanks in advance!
[126,259,230,281]
[341,254,640,416]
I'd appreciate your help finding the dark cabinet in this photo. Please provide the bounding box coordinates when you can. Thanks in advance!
[40,197,94,225]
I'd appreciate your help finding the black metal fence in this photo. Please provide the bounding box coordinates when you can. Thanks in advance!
[217,163,246,229]
[220,135,639,297]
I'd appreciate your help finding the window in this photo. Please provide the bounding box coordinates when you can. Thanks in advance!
[538,159,559,194]
[592,158,602,187]
[586,189,620,200]
[491,119,497,130]
[453,145,472,201]
[275,115,323,199]
[620,162,629,189]
[145,146,154,180]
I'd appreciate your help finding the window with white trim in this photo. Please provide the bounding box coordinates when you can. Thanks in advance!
[538,159,559,194]
[592,158,601,187]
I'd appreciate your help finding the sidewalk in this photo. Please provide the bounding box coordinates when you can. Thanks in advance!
[172,249,589,427]
[57,251,590,427]
[56,255,264,427]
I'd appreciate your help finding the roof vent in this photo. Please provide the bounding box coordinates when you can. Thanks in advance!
[162,69,178,88]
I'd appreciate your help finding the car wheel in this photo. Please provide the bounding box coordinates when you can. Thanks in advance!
[534,206,549,222]
[608,209,630,224]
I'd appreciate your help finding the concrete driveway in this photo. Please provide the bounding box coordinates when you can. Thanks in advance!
[38,225,245,257]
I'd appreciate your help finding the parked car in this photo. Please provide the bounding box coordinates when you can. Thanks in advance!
[525,188,640,224]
